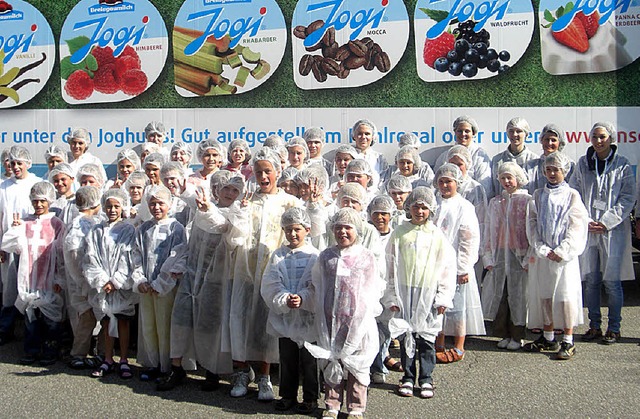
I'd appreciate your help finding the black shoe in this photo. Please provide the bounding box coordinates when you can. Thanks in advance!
[523,335,560,352]
[555,342,576,360]
[581,328,602,342]
[296,400,318,414]
[156,366,186,391]
[39,355,57,366]
[19,354,39,365]
[201,371,220,391]
[139,367,160,382]
[274,398,297,411]
[602,330,621,345]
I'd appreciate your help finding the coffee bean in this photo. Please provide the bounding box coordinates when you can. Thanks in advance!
[344,55,366,70]
[374,51,391,73]
[306,19,324,36]
[347,40,368,57]
[322,27,335,47]
[293,25,307,40]
[335,45,352,61]
[322,42,339,59]
[371,43,383,55]
[364,49,377,71]
[321,57,340,76]
[305,42,323,52]
[311,61,327,82]
[337,65,350,79]
[299,54,314,76]
[361,37,374,48]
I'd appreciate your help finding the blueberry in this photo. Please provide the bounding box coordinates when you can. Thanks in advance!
[459,58,467,66]
[464,48,479,64]
[477,54,488,69]
[448,62,462,76]
[498,64,511,74]
[473,42,488,55]
[487,59,500,72]
[499,50,511,61]
[455,39,470,53]
[462,63,478,78]
[434,57,449,73]
[446,50,460,62]
[486,48,498,61]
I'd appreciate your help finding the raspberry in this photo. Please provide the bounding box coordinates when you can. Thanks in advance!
[423,32,455,69]
[91,46,115,69]
[120,45,140,62]
[65,70,94,100]
[93,64,119,94]
[120,69,147,95]
[114,55,141,81]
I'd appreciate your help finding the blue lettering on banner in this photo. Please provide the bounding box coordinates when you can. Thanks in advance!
[70,16,147,64]
[185,7,264,51]
[553,0,631,32]
[427,0,510,39]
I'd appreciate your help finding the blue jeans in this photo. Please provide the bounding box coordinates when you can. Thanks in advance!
[24,309,62,357]
[585,271,623,333]
[370,320,390,375]
[0,305,19,338]
[399,333,435,386]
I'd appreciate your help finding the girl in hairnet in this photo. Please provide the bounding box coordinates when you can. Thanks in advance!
[344,159,378,205]
[1,182,66,366]
[188,140,225,192]
[286,137,310,171]
[170,142,194,177]
[524,123,575,195]
[66,128,107,184]
[144,121,170,160]
[123,172,148,226]
[305,207,385,419]
[84,189,138,378]
[384,187,456,398]
[481,162,531,351]
[386,175,413,227]
[328,145,359,201]
[223,139,253,180]
[49,163,79,225]
[105,149,141,190]
[381,146,434,190]
[42,145,68,182]
[569,122,635,345]
[351,119,389,189]
[303,127,333,176]
[525,153,589,359]
[432,164,484,363]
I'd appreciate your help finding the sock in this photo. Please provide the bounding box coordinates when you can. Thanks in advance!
[543,331,554,341]
[563,334,573,344]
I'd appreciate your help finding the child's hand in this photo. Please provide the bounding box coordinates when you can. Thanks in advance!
[436,306,446,315]
[129,208,138,219]
[390,306,400,312]
[112,173,124,189]
[11,213,21,227]
[53,284,62,294]
[195,187,211,212]
[546,250,563,263]
[457,273,469,284]
[103,282,115,293]
[170,272,182,280]
[240,190,254,207]
[138,283,151,293]
[588,221,607,234]
[308,178,320,203]
[287,294,301,309]
[486,265,493,271]
[0,251,6,264]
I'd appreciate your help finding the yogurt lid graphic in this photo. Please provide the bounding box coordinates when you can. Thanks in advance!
[0,0,55,109]
[415,0,534,82]
[292,0,409,90]
[59,0,168,104]
[540,0,640,75]
[173,0,286,97]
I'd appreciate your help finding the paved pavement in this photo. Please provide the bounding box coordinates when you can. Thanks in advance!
[1,280,639,418]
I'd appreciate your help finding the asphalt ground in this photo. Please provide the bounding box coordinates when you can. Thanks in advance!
[0,280,639,418]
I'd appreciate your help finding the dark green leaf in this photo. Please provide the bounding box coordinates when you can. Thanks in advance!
[544,9,555,23]
[65,36,91,55]
[418,8,450,22]
[85,54,98,72]
[60,56,84,80]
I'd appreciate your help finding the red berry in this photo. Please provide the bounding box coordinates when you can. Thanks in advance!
[259,7,266,15]
[576,11,599,39]
[65,70,94,100]
[31,24,37,32]
[120,45,140,62]
[114,55,141,82]
[382,0,389,6]
[91,46,115,69]
[142,16,149,24]
[0,5,7,12]
[423,32,455,69]
[120,69,147,96]
[93,64,119,94]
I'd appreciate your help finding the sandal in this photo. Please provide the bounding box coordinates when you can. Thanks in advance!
[69,357,87,369]
[437,348,464,364]
[84,356,102,369]
[119,362,133,379]
[449,348,465,362]
[91,361,114,378]
[384,356,404,372]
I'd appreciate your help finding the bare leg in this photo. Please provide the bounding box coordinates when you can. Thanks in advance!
[102,319,114,363]
[453,335,465,352]
[117,319,130,363]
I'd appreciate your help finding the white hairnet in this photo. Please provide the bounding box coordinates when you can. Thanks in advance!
[143,152,165,169]
[286,136,310,162]
[145,184,172,206]
[404,186,437,218]
[280,207,311,229]
[274,145,288,163]
[77,163,105,185]
[447,144,472,168]
[71,128,90,145]
[229,139,251,163]
[9,145,32,165]
[196,139,224,162]
[171,142,193,160]
[101,188,129,208]
[398,132,419,148]
[263,134,285,148]
[117,148,141,171]
[44,145,68,163]
[434,163,463,185]
[352,119,378,145]
[506,117,531,135]
[252,147,281,173]
[543,152,572,175]
[295,165,329,190]
[210,170,245,195]
[590,121,616,144]
[303,127,325,142]
[395,146,422,170]
[334,145,359,160]
[367,195,395,217]
[144,121,166,138]
[30,181,56,203]
[124,171,148,189]
[278,167,299,186]
[337,182,366,206]
[497,161,528,187]
[330,207,363,238]
[1,148,10,162]
[387,174,412,193]
[141,142,161,154]
[160,161,185,180]
[453,115,479,135]
[540,123,566,151]
[48,162,75,182]
[75,185,101,210]
[345,159,373,186]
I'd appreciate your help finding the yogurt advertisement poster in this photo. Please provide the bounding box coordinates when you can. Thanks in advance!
[539,0,640,75]
[173,0,286,97]
[0,0,55,109]
[291,0,410,90]
[415,0,534,82]
[59,0,168,105]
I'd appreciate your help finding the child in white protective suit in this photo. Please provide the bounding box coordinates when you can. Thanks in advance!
[384,187,456,399]
[132,185,188,382]
[1,182,65,366]
[64,186,103,369]
[158,171,245,392]
[525,152,589,360]
[433,164,484,363]
[48,162,79,225]
[481,162,531,351]
[305,207,385,419]
[84,189,138,378]
[261,207,320,414]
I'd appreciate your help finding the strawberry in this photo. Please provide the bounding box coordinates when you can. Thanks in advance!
[552,18,588,53]
[423,32,455,69]
[577,11,599,39]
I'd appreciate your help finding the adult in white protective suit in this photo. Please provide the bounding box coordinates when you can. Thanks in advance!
[524,123,575,195]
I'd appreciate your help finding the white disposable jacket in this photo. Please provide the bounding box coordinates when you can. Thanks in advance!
[435,144,493,198]
[490,147,538,199]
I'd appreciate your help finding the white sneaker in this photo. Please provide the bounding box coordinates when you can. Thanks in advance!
[497,338,510,349]
[230,370,251,398]
[371,372,385,384]
[257,375,275,401]
[507,338,523,351]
